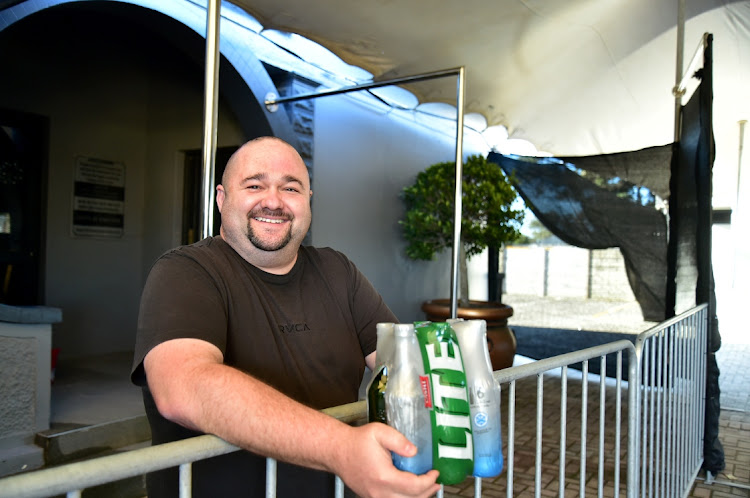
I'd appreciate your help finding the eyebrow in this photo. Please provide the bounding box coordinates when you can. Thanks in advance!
[240,172,305,187]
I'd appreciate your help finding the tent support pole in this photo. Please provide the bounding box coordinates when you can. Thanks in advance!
[673,0,686,142]
[265,67,467,317]
[199,0,221,240]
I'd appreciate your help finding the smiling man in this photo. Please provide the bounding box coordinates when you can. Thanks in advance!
[131,137,440,498]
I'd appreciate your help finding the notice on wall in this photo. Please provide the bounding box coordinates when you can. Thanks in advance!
[71,156,125,238]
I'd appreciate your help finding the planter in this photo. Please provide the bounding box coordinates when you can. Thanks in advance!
[421,299,517,371]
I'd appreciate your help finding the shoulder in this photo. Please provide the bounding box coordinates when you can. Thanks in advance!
[299,246,357,272]
[147,237,241,282]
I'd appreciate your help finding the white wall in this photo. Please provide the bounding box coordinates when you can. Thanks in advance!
[311,95,489,321]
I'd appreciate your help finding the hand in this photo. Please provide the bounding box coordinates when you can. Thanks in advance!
[333,423,440,498]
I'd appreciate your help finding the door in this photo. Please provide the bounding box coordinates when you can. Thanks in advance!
[182,146,239,245]
[0,109,48,305]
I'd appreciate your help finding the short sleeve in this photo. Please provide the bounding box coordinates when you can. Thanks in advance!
[130,250,228,386]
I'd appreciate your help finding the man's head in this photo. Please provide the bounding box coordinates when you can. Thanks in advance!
[216,137,312,274]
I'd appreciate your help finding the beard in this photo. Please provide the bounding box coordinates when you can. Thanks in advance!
[246,208,294,252]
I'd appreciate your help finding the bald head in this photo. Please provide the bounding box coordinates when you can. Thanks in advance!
[222,137,310,189]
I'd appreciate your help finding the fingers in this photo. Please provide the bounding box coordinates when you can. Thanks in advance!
[373,422,418,458]
[337,423,440,498]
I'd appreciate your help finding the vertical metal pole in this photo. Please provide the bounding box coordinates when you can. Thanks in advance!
[673,0,685,142]
[200,0,221,239]
[179,463,192,498]
[265,458,277,498]
[739,120,746,206]
[450,67,466,318]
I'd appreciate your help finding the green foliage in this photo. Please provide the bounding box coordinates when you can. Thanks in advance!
[400,154,525,261]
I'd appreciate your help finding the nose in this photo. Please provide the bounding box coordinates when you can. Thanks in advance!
[259,187,283,210]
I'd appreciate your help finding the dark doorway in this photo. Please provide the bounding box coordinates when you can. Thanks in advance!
[0,108,48,305]
[182,146,239,244]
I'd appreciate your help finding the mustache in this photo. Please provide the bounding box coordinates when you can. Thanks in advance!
[248,208,293,221]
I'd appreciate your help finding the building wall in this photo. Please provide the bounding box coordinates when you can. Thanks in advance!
[0,5,489,359]
[0,11,244,359]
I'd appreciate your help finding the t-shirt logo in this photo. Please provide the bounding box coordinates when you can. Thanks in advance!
[279,322,312,334]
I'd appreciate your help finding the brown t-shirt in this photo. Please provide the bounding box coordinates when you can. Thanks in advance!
[131,237,397,497]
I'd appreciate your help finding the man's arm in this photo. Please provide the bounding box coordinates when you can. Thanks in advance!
[145,338,440,498]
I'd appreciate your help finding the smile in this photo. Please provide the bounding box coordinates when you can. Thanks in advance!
[254,216,286,224]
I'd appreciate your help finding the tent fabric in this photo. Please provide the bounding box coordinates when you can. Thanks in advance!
[487,151,670,322]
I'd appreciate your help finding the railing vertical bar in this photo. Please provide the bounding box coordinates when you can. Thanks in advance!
[535,373,544,498]
[696,312,705,466]
[627,346,640,498]
[679,320,688,491]
[507,380,517,498]
[580,360,588,498]
[179,462,192,498]
[614,351,622,497]
[691,313,698,465]
[598,356,606,498]
[266,458,277,498]
[335,475,345,498]
[665,325,677,496]
[641,340,651,498]
[656,330,665,498]
[474,477,482,498]
[559,366,568,498]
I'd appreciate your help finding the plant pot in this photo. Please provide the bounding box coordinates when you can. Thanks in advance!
[421,299,517,371]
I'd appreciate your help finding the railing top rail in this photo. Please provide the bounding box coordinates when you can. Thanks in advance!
[0,434,237,498]
[0,400,367,498]
[493,339,635,384]
[633,303,708,351]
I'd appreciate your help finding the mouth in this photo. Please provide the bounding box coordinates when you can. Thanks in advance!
[253,216,287,224]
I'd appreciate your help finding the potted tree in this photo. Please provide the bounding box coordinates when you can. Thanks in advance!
[400,154,524,369]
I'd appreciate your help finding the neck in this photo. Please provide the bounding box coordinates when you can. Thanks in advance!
[219,232,299,275]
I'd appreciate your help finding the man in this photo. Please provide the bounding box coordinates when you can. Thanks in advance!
[131,137,440,498]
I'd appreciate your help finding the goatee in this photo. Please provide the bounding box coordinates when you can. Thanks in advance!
[246,208,294,252]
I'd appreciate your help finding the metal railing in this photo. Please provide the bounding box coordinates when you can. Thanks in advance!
[634,304,708,498]
[0,305,708,498]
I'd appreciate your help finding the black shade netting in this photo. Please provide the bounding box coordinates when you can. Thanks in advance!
[487,151,669,322]
[668,34,723,474]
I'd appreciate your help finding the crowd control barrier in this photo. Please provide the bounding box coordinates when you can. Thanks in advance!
[0,304,708,498]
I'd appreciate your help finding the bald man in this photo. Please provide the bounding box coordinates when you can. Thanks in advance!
[132,137,440,498]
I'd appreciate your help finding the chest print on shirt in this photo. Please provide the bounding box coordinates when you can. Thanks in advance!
[279,322,312,334]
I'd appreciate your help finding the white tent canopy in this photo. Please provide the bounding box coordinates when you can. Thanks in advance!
[230,0,749,208]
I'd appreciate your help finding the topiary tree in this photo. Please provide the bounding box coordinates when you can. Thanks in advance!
[400,154,524,307]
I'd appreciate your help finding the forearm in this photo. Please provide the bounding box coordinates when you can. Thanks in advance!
[179,362,352,473]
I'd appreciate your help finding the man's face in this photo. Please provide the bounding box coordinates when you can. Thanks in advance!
[217,139,312,262]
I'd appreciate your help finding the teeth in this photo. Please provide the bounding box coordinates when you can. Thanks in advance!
[255,217,285,224]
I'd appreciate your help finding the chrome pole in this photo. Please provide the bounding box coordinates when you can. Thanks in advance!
[264,67,463,108]
[672,0,685,142]
[200,0,221,239]
[450,67,466,318]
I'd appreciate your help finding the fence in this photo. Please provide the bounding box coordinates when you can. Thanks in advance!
[0,305,707,498]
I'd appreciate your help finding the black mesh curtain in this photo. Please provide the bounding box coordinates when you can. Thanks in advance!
[487,150,670,322]
[487,34,723,472]
[669,34,724,474]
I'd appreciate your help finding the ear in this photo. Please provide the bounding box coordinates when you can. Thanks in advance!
[216,185,225,212]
